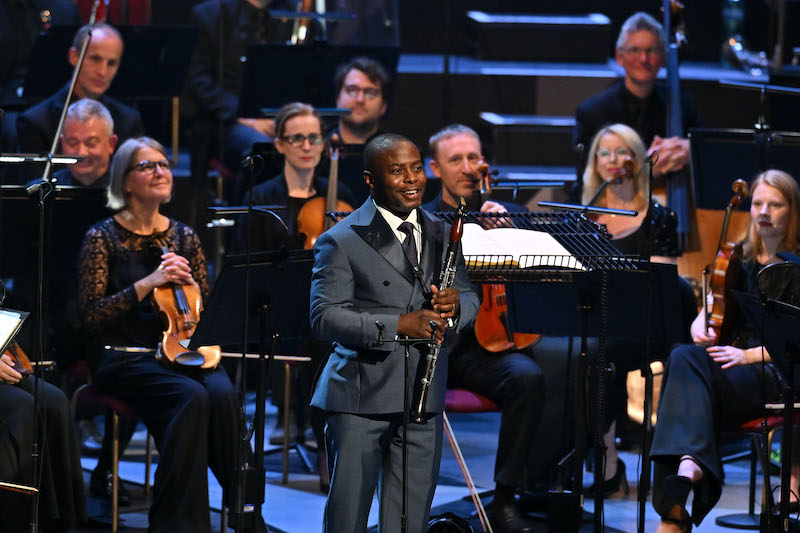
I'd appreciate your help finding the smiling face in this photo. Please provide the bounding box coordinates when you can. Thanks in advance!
[275,114,324,173]
[429,133,482,207]
[69,27,123,99]
[594,132,633,181]
[60,116,117,185]
[123,146,172,206]
[615,29,665,93]
[751,183,790,242]
[366,140,426,218]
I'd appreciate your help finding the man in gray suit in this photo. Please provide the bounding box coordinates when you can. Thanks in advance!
[310,133,479,533]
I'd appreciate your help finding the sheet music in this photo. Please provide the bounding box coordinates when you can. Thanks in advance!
[461,223,585,270]
[0,308,27,354]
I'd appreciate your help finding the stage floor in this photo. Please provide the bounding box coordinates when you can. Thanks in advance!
[72,400,768,532]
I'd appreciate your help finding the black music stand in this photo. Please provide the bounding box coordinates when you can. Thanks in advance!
[189,249,314,529]
[507,262,684,533]
[237,43,398,117]
[689,127,800,209]
[734,286,800,533]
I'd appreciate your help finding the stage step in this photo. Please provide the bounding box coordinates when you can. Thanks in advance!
[466,12,611,63]
[479,113,578,167]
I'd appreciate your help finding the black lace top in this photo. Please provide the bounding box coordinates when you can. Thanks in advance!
[77,217,210,360]
[611,201,681,259]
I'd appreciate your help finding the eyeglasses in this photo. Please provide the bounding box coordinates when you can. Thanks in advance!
[596,148,631,159]
[280,133,324,147]
[342,84,381,100]
[128,159,171,174]
[620,45,663,57]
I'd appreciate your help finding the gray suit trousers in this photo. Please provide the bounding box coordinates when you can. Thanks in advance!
[323,412,443,533]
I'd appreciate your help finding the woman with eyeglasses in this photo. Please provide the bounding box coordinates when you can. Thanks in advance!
[76,137,264,532]
[581,124,691,499]
[235,101,355,253]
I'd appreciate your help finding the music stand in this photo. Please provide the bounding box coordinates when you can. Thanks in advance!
[189,249,314,527]
[734,288,800,532]
[236,43,399,118]
[689,127,800,209]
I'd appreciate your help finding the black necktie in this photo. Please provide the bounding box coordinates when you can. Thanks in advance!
[398,222,418,270]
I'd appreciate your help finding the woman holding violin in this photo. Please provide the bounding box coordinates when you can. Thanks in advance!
[77,137,263,533]
[0,345,86,531]
[651,170,800,532]
[235,101,355,253]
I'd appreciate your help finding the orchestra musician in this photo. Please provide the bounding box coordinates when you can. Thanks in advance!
[581,123,694,497]
[423,124,540,533]
[572,12,701,200]
[329,57,389,145]
[650,169,800,532]
[77,137,264,533]
[310,133,479,532]
[16,22,144,183]
[234,101,355,451]
[0,352,86,532]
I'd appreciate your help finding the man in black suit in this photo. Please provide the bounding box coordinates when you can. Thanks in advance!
[310,133,479,532]
[16,22,143,183]
[572,11,701,198]
[423,124,540,533]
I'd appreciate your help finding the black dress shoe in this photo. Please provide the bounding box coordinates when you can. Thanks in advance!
[584,458,630,498]
[89,469,131,506]
[487,502,536,533]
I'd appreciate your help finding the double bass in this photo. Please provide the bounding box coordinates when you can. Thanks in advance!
[702,179,749,345]
[151,238,221,369]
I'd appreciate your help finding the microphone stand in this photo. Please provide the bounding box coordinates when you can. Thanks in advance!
[15,26,93,533]
[376,321,438,533]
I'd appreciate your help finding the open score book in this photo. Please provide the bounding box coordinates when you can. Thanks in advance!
[460,223,585,270]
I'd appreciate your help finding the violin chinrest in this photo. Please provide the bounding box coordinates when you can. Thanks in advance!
[174,350,206,367]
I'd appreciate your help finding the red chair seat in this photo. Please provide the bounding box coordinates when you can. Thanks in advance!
[77,385,137,418]
[445,389,499,413]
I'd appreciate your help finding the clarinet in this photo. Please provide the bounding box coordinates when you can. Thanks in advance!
[410,197,467,423]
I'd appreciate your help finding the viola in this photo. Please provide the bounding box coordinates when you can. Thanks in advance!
[475,284,540,353]
[702,179,749,345]
[3,342,32,376]
[296,134,354,249]
[151,238,221,369]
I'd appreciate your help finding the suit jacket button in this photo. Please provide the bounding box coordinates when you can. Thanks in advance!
[383,280,390,286]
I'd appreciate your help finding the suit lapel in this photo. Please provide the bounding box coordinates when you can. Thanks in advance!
[351,201,416,285]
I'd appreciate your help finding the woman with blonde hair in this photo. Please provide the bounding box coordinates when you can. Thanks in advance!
[651,169,800,532]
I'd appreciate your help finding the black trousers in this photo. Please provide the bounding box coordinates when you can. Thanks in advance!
[0,376,86,531]
[448,345,545,489]
[650,343,783,525]
[93,352,248,533]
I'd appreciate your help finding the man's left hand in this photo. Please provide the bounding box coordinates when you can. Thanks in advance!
[480,200,508,214]
[649,135,690,176]
[431,285,460,321]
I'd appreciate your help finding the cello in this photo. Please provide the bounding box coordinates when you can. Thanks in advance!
[296,134,353,249]
[702,179,749,345]
[470,161,541,352]
[151,238,221,369]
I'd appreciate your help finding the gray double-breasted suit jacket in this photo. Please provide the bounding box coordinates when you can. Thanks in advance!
[309,199,479,415]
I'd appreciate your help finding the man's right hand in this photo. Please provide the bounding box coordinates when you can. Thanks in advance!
[397,310,446,342]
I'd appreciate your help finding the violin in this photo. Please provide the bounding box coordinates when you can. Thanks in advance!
[702,179,749,345]
[151,238,221,369]
[3,342,33,376]
[466,160,497,212]
[296,134,354,249]
[290,0,314,44]
[471,160,541,352]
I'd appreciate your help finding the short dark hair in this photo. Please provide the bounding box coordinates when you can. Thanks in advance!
[334,57,390,97]
[71,22,122,51]
[363,133,414,176]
